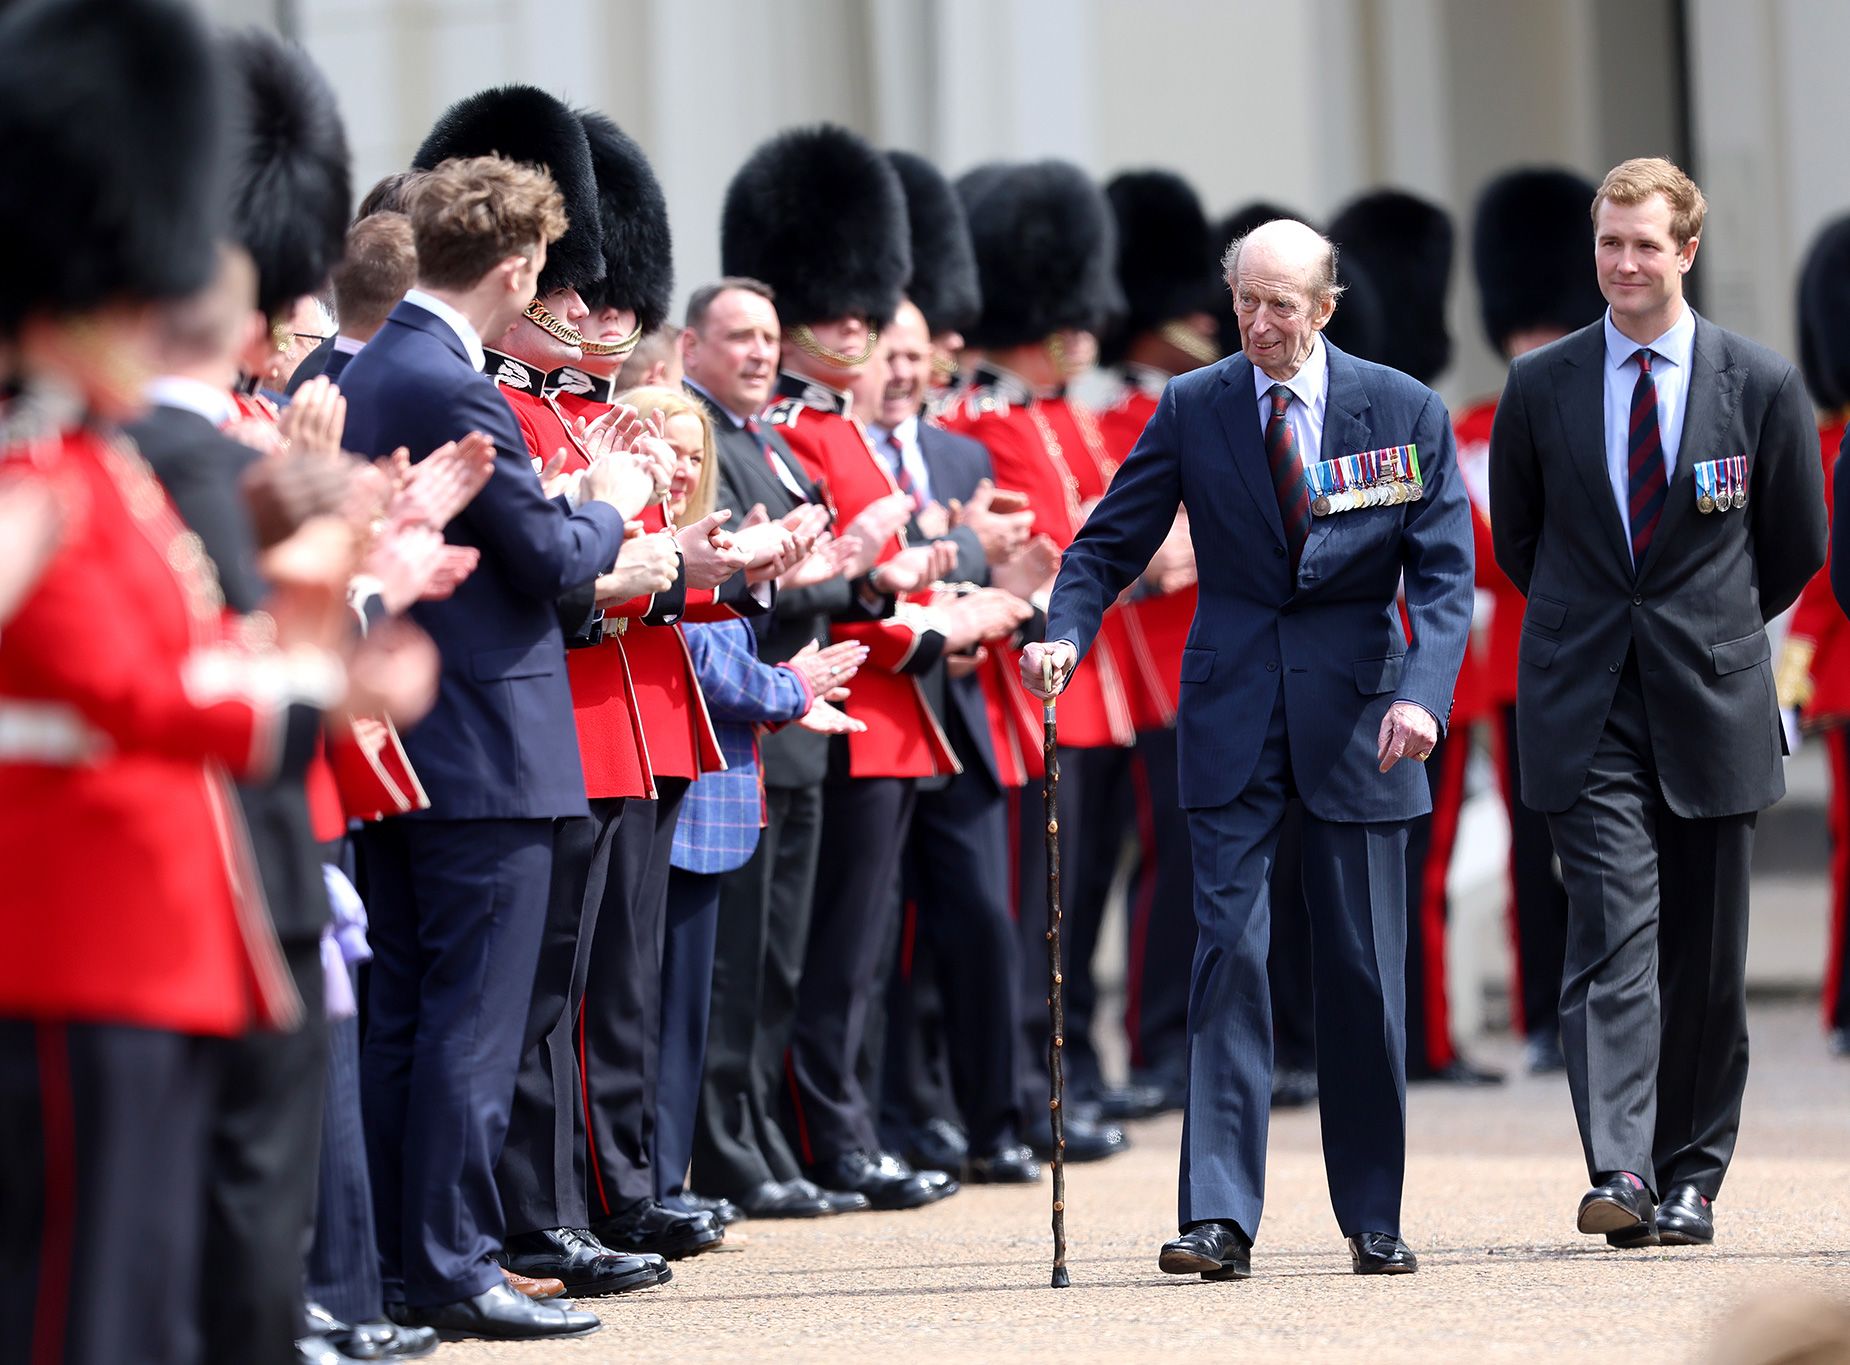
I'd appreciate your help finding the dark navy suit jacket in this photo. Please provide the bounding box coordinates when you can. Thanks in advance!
[1047,341,1473,822]
[338,299,626,820]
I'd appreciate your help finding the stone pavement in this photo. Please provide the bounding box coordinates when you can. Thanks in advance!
[445,1000,1849,1364]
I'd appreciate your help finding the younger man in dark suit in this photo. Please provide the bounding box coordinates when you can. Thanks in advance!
[1490,157,1825,1249]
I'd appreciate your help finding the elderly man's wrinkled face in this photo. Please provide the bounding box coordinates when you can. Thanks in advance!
[1231,241,1333,382]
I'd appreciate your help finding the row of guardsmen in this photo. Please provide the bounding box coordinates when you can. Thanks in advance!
[7,1,1850,1360]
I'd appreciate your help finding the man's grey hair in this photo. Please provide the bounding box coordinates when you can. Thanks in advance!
[1221,222,1346,307]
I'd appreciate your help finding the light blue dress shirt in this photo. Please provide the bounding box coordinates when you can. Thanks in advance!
[1251,334,1330,467]
[1603,304,1695,561]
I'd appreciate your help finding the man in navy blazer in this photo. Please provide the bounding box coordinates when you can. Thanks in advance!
[337,157,651,1340]
[1028,219,1473,1280]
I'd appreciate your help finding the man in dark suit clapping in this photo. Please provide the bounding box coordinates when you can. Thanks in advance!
[338,154,660,1341]
[1490,157,1825,1250]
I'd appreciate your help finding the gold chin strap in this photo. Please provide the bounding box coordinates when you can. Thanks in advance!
[270,319,293,352]
[930,352,959,382]
[1159,320,1220,368]
[524,298,585,347]
[790,322,877,368]
[579,321,642,360]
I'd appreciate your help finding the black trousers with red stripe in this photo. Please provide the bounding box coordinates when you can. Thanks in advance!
[1825,729,1850,1035]
[1,1020,212,1365]
[1403,728,1468,1076]
[1494,704,1570,1043]
[1124,725,1198,1089]
[580,781,689,1221]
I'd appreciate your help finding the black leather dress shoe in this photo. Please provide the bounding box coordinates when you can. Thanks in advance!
[672,1192,745,1226]
[1348,1232,1419,1274]
[903,1116,970,1174]
[1525,1032,1568,1074]
[875,1149,958,1194]
[1158,1221,1251,1281]
[1271,1067,1318,1108]
[405,1282,599,1340]
[1091,1081,1168,1121]
[788,1176,870,1214]
[1408,1057,1504,1086]
[1654,1183,1715,1245]
[966,1145,1042,1184]
[809,1150,954,1210]
[296,1334,363,1364]
[592,1199,724,1259]
[1028,1113,1129,1163]
[304,1304,438,1360]
[502,1227,662,1296]
[734,1179,835,1218]
[1577,1173,1655,1238]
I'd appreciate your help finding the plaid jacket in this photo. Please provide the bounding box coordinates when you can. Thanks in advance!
[671,619,813,874]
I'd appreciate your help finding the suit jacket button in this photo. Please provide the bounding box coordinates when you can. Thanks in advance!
[1609,663,1620,672]
[1273,547,1285,559]
[1632,594,1643,605]
[1266,661,1278,672]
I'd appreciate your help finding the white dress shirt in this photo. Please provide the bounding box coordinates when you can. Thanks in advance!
[402,288,486,373]
[332,333,366,357]
[1602,303,1695,560]
[1251,334,1330,468]
[145,375,235,427]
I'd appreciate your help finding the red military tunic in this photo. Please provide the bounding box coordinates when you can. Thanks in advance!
[1786,414,1850,727]
[1097,370,1196,731]
[939,366,1135,773]
[1452,397,1524,718]
[0,420,300,1036]
[766,372,958,780]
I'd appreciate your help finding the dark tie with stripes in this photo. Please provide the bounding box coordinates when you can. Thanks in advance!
[1265,383,1311,567]
[1627,348,1666,566]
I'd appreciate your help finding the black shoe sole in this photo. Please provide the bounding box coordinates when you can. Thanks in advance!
[1654,1224,1713,1246]
[740,1202,835,1219]
[501,1262,662,1298]
[1158,1247,1249,1280]
[1605,1226,1660,1248]
[965,1166,1043,1185]
[1577,1197,1652,1236]
[1352,1259,1419,1275]
[428,1321,602,1342]
[598,1226,724,1261]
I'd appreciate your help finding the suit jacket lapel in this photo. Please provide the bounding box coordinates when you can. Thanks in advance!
[1638,314,1740,581]
[1300,343,1372,569]
[1551,326,1632,571]
[1215,354,1285,545]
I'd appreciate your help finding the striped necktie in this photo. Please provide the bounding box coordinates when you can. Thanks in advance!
[1265,384,1311,567]
[1627,349,1666,565]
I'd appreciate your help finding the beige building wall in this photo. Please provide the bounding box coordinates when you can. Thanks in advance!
[204,0,1850,402]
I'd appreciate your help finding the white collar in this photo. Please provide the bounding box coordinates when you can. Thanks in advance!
[403,288,486,372]
[872,412,921,449]
[1603,303,1696,373]
[1250,334,1328,408]
[145,376,236,428]
[332,334,366,356]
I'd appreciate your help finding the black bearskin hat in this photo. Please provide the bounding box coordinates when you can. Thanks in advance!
[1212,203,1385,365]
[1472,168,1602,357]
[721,125,911,328]
[413,85,604,296]
[959,161,1122,351]
[1330,189,1455,384]
[224,28,352,322]
[1106,170,1221,347]
[578,112,673,332]
[887,150,981,338]
[0,0,229,336]
[1799,214,1850,411]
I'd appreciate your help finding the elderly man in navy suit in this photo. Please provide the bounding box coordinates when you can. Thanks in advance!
[338,155,661,1340]
[1026,218,1473,1280]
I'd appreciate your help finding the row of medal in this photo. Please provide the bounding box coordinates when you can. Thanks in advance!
[1306,444,1424,517]
[1694,456,1748,513]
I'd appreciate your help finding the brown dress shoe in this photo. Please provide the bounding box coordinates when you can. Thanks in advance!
[500,1264,567,1299]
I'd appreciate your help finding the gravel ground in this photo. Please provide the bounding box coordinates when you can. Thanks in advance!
[437,1000,1850,1364]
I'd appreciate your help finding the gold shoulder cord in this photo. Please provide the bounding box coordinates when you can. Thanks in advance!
[1025,403,1085,529]
[1158,320,1220,368]
[789,323,878,368]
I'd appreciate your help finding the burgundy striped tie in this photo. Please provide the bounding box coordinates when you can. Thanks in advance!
[1265,384,1311,567]
[1627,349,1666,565]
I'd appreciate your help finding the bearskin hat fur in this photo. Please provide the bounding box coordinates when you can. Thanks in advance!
[0,0,229,335]
[413,85,604,296]
[721,125,911,328]
[1330,189,1454,384]
[959,161,1121,351]
[887,150,981,338]
[223,28,352,321]
[578,113,673,332]
[1106,170,1222,346]
[1800,214,1850,411]
[1473,168,1602,356]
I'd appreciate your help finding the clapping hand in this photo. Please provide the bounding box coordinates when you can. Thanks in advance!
[948,479,1034,564]
[783,638,869,700]
[797,697,864,735]
[675,508,752,589]
[276,376,348,463]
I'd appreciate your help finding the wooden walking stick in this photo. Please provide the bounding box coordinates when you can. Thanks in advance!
[1043,658,1070,1289]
